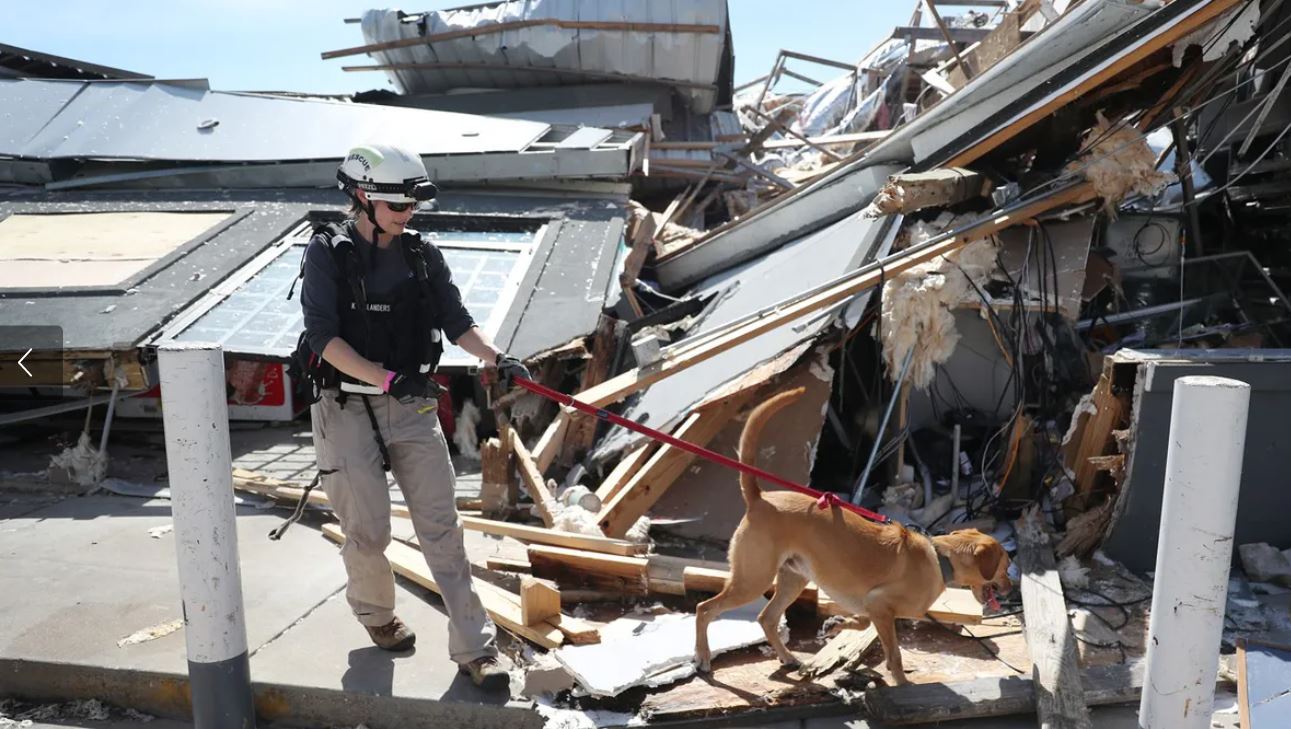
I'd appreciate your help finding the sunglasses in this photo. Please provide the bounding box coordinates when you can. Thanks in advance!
[383,201,416,213]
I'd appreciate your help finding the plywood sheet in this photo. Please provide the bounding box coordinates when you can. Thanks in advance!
[0,212,231,288]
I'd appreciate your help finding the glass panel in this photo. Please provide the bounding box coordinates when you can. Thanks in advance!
[174,238,529,363]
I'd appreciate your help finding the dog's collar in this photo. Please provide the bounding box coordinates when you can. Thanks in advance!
[937,551,956,586]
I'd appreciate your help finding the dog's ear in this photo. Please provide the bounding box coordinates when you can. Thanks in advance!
[974,542,1003,582]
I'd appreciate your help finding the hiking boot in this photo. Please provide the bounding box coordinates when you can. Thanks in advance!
[459,655,509,689]
[365,617,415,651]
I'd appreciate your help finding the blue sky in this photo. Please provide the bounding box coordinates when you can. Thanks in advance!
[5,1,913,95]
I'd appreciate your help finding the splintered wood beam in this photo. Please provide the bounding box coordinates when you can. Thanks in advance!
[1016,513,1092,729]
[528,544,651,595]
[595,392,753,538]
[532,410,570,475]
[460,515,646,556]
[1064,368,1124,501]
[520,577,562,626]
[236,466,637,556]
[559,317,618,468]
[321,523,564,649]
[510,430,555,527]
[478,434,516,516]
[801,626,880,678]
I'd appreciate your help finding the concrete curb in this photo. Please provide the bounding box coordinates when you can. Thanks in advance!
[1,658,544,729]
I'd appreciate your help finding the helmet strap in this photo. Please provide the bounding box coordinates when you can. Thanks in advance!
[349,189,385,238]
[366,199,385,238]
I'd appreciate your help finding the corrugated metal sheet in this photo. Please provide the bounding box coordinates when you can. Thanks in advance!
[358,0,728,113]
[0,78,551,162]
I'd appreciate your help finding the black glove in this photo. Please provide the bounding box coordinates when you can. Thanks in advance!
[386,371,444,401]
[495,353,531,390]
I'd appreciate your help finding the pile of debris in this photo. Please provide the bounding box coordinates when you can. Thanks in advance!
[5,0,1291,725]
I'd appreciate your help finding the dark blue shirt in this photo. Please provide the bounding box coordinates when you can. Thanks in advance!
[300,222,475,358]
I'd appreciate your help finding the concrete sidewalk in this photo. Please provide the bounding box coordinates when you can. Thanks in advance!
[0,486,544,728]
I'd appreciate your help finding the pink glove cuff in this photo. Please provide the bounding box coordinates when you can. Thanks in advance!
[381,370,397,393]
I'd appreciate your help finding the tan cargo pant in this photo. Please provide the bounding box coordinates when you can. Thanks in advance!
[311,389,497,664]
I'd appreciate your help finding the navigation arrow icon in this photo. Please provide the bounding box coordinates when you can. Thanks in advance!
[18,348,32,378]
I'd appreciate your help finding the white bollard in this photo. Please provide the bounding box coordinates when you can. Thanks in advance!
[1139,375,1249,729]
[158,343,256,729]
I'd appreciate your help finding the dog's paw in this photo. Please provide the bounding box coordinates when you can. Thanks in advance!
[694,657,713,673]
[780,657,801,671]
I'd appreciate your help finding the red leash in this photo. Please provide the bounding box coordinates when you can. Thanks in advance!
[514,377,890,524]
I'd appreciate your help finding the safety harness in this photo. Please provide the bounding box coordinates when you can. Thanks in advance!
[276,221,445,539]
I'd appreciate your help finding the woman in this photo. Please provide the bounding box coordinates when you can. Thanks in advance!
[299,143,529,689]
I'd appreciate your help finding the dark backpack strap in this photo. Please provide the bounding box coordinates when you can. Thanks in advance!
[359,395,392,472]
[400,234,441,365]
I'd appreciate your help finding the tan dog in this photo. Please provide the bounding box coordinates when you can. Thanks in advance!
[694,388,1012,684]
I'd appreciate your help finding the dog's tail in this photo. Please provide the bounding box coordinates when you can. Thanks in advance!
[738,387,808,506]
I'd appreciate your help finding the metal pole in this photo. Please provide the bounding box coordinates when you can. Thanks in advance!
[158,343,256,729]
[97,379,121,457]
[852,346,916,505]
[1139,376,1249,729]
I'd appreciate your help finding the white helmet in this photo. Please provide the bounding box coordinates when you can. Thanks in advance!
[336,144,437,204]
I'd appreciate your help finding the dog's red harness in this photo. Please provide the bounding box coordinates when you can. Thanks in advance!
[514,378,890,524]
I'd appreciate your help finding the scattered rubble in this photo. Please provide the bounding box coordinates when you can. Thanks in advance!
[7,0,1291,725]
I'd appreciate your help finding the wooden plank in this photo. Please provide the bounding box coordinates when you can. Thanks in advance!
[322,18,721,60]
[392,535,601,645]
[234,467,639,555]
[531,409,570,475]
[559,317,618,468]
[460,515,644,556]
[860,663,1141,726]
[619,207,660,289]
[594,441,656,504]
[563,182,1096,414]
[486,557,532,573]
[527,545,650,595]
[1237,638,1291,729]
[1239,638,1251,729]
[1065,368,1124,501]
[320,523,564,649]
[596,393,753,538]
[1015,512,1092,729]
[801,626,879,677]
[478,435,515,517]
[510,430,555,527]
[520,577,562,626]
[945,0,1249,167]
[342,60,717,91]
